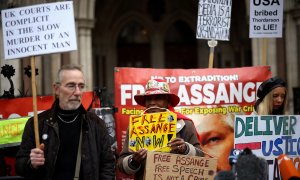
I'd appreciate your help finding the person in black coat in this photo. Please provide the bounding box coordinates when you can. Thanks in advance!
[15,64,115,180]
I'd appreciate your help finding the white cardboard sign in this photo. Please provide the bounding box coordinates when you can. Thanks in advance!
[1,1,77,60]
[196,0,232,41]
[249,0,284,38]
[234,115,300,180]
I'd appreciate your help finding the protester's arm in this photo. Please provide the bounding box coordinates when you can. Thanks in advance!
[117,128,147,175]
[179,120,204,157]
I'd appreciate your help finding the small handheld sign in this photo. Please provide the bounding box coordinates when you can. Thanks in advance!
[129,111,177,152]
[144,151,217,180]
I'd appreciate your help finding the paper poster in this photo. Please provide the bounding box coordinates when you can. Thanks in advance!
[235,115,300,180]
[196,0,232,40]
[1,1,77,60]
[129,111,177,152]
[144,151,217,180]
[249,0,284,38]
[0,117,29,148]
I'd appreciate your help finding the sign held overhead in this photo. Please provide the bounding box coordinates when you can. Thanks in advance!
[196,0,232,41]
[249,0,284,38]
[1,1,77,60]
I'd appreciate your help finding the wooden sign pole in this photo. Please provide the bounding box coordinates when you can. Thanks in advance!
[208,40,218,68]
[261,38,268,66]
[208,48,215,68]
[31,56,40,147]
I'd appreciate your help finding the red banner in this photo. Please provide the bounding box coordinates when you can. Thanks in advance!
[114,66,271,179]
[0,92,94,119]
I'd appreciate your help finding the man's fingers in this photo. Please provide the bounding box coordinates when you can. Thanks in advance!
[30,146,45,169]
[169,138,184,145]
[169,141,185,148]
[169,138,182,143]
[39,143,45,150]
[132,149,147,163]
[169,142,187,154]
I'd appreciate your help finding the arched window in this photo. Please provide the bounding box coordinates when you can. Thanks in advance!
[164,20,197,68]
[117,21,150,67]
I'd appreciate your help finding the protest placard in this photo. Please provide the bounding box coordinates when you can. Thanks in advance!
[1,1,77,60]
[196,0,232,40]
[234,115,300,180]
[144,151,217,180]
[129,111,177,152]
[249,0,283,38]
[0,117,29,148]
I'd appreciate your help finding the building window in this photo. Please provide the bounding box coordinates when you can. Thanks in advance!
[117,21,150,67]
[164,20,197,68]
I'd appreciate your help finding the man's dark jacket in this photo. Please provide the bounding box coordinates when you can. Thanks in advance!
[15,101,115,180]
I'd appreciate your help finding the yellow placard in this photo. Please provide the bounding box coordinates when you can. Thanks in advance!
[0,117,29,147]
[129,111,177,152]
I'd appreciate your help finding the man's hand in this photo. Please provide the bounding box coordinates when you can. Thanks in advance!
[30,143,45,169]
[168,138,187,154]
[131,148,147,165]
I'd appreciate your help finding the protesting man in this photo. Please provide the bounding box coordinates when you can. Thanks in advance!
[117,78,204,179]
[15,64,115,180]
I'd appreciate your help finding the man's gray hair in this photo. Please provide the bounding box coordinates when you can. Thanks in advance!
[55,64,83,83]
